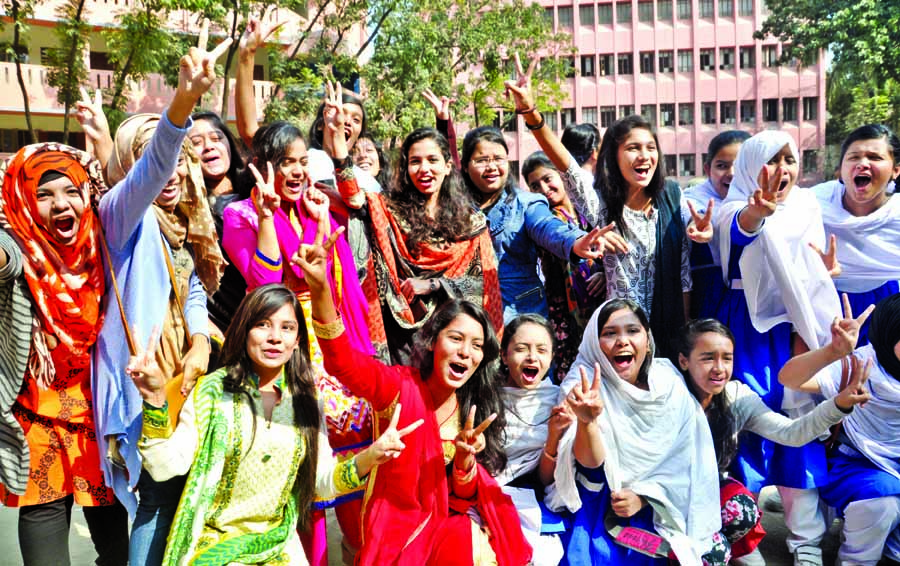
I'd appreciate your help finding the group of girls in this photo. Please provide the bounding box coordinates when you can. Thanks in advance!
[1,21,900,566]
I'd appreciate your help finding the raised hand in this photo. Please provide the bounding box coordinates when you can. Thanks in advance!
[367,403,425,466]
[567,363,604,423]
[503,53,538,113]
[72,87,112,164]
[686,199,715,244]
[809,234,841,278]
[239,16,286,56]
[126,326,167,408]
[301,185,329,224]
[249,161,280,219]
[547,402,575,441]
[829,293,875,358]
[834,355,873,411]
[746,165,781,219]
[611,488,645,518]
[573,222,629,260]
[453,404,497,473]
[322,79,348,159]
[291,215,345,291]
[178,19,234,102]
[422,88,455,121]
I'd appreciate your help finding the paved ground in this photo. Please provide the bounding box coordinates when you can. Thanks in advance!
[0,487,839,565]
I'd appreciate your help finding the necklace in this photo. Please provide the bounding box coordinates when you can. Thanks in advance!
[436,397,459,428]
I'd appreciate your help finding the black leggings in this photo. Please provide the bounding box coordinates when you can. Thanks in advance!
[18,495,128,566]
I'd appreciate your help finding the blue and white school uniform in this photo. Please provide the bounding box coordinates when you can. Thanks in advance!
[814,180,900,345]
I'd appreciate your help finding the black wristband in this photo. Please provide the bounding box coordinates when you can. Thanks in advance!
[525,113,545,131]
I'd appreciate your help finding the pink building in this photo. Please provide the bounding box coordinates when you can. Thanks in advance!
[502,0,826,185]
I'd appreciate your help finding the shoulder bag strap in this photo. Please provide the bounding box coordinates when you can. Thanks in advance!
[98,226,137,357]
[160,234,192,348]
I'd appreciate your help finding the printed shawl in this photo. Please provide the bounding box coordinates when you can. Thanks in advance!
[0,143,106,389]
[107,113,225,294]
[363,191,502,360]
[163,369,302,565]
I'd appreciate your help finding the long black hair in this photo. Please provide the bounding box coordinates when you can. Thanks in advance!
[191,111,247,196]
[676,318,739,471]
[869,293,900,380]
[594,298,655,387]
[218,284,319,530]
[235,121,305,198]
[460,126,517,205]
[595,115,667,232]
[410,300,507,475]
[387,127,475,252]
[354,133,392,189]
[562,122,601,167]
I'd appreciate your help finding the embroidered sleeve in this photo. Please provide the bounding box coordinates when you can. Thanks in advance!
[312,317,345,340]
[334,156,365,209]
[333,458,365,494]
[142,401,173,439]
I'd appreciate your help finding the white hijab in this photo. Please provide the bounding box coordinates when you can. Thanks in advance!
[498,378,559,486]
[716,131,840,356]
[550,303,721,566]
[813,180,900,293]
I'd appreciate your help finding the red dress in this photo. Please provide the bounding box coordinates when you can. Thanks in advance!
[319,331,532,566]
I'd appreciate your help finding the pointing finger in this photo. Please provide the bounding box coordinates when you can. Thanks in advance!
[465,404,477,431]
[592,362,603,391]
[513,52,525,77]
[579,365,590,393]
[841,293,853,321]
[856,303,876,327]
[472,413,497,437]
[397,418,425,437]
[208,37,234,62]
[387,402,402,431]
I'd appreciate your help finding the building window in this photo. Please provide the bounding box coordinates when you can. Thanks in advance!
[582,106,598,125]
[619,105,635,118]
[561,108,576,129]
[664,155,677,175]
[803,96,818,121]
[763,45,778,67]
[680,154,696,177]
[658,50,674,72]
[679,104,695,125]
[617,53,634,75]
[1,45,29,64]
[544,7,554,26]
[558,6,574,27]
[783,97,798,121]
[562,56,577,78]
[640,51,655,73]
[640,104,657,128]
[598,54,614,76]
[546,111,559,131]
[638,1,654,21]
[699,0,714,18]
[89,51,113,71]
[740,100,756,123]
[738,0,753,15]
[718,0,734,17]
[580,3,595,26]
[700,49,715,71]
[657,0,673,19]
[763,98,778,121]
[677,0,692,18]
[581,55,596,77]
[720,101,737,124]
[719,48,735,70]
[739,46,755,69]
[598,3,613,23]
[677,50,693,72]
[600,106,616,127]
[617,1,632,22]
[803,149,818,175]
[660,103,675,127]
[701,102,716,124]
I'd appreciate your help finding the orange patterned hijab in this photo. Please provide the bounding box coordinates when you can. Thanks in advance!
[0,144,107,386]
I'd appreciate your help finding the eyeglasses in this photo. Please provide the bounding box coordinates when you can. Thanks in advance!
[470,156,508,170]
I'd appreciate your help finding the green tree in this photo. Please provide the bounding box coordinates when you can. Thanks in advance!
[44,0,90,143]
[757,0,900,85]
[3,0,39,143]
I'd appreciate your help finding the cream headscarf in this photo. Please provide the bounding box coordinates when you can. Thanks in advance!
[549,301,721,566]
[107,114,225,293]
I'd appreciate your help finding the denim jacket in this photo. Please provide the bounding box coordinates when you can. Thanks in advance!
[485,188,583,321]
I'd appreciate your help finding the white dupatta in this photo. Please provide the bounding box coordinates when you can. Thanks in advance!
[548,304,721,566]
[716,132,840,411]
[497,378,559,486]
[813,180,900,293]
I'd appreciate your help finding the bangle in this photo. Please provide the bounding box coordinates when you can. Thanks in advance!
[543,449,557,461]
[515,106,536,115]
[312,317,345,340]
[525,113,545,131]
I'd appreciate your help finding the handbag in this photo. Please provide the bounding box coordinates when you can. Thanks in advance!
[99,228,191,429]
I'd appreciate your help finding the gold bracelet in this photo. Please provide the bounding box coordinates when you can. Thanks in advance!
[312,317,345,340]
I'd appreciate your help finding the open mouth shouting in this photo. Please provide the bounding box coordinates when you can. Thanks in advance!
[853,172,873,193]
[281,178,306,200]
[612,352,635,372]
[448,361,470,381]
[519,365,541,385]
[51,214,78,242]
[632,164,653,184]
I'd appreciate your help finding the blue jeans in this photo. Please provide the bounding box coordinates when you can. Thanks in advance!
[129,469,186,566]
